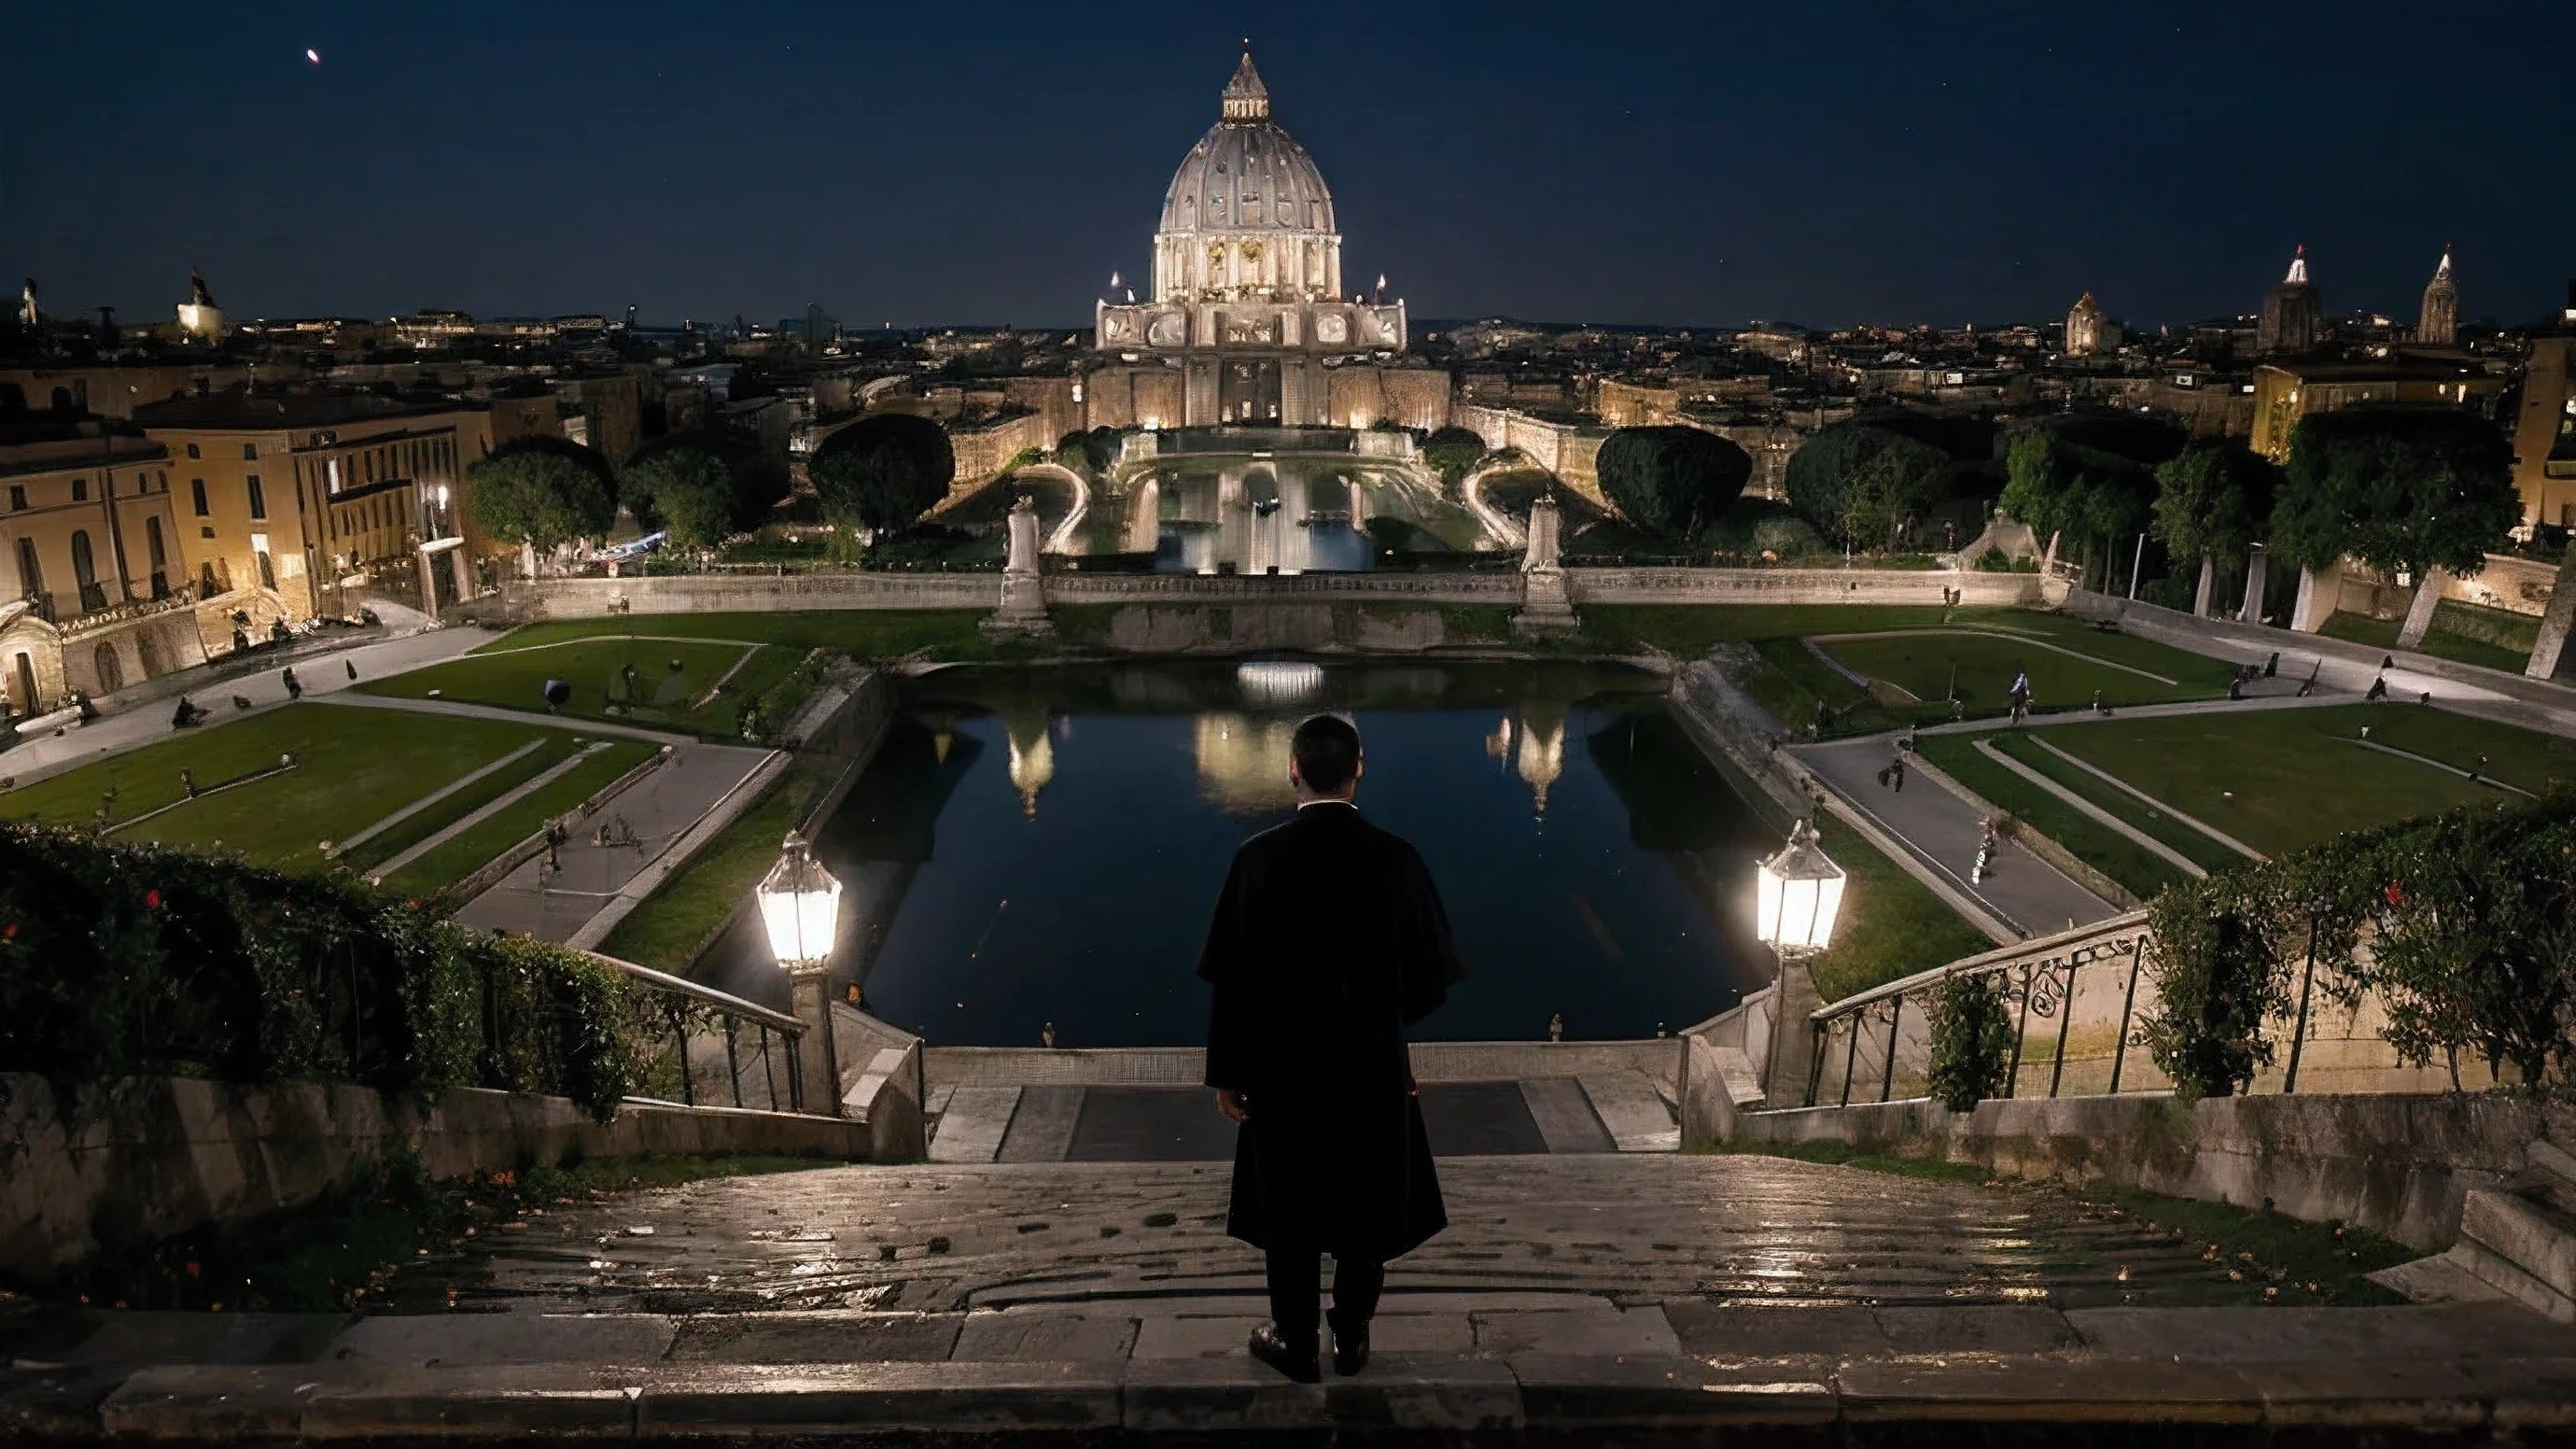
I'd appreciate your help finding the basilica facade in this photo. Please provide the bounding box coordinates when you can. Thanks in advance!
[1090,51,1407,428]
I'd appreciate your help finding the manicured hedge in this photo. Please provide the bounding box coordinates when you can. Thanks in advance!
[0,823,644,1119]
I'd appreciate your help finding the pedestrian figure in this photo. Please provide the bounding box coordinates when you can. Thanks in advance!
[345,658,358,682]
[1548,1010,1564,1043]
[2365,675,2388,703]
[179,767,196,798]
[2264,652,2279,678]
[1042,1021,1057,1049]
[2228,677,2245,701]
[281,667,301,701]
[1197,714,1463,1383]
[1889,754,1906,792]
[2092,688,2106,715]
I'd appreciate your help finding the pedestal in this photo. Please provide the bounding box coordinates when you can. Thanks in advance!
[787,966,844,1118]
[2240,546,2269,625]
[2394,567,2446,651]
[2527,550,2576,681]
[1511,568,1580,637]
[980,570,1054,639]
[2192,556,2216,618]
[2288,565,2336,633]
[1761,951,1825,1108]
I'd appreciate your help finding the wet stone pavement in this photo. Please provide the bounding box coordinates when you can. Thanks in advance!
[402,1155,2281,1315]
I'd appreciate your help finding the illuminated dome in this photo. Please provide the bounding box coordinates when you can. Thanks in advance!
[1150,49,1342,304]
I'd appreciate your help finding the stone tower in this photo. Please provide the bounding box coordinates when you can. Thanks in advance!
[2258,246,2322,356]
[2418,248,2457,345]
[2065,291,2112,357]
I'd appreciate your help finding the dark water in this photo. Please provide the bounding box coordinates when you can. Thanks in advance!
[694,661,1785,1047]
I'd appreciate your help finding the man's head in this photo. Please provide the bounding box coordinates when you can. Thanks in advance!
[1289,713,1364,802]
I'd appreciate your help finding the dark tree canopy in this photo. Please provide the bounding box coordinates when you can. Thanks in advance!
[2001,429,2155,564]
[1784,423,1949,548]
[622,432,791,549]
[2037,409,2190,467]
[2151,440,2279,568]
[1422,426,1488,485]
[2271,406,2520,577]
[1845,406,1997,465]
[1593,426,1753,539]
[465,435,617,551]
[810,413,956,532]
[1055,427,1125,475]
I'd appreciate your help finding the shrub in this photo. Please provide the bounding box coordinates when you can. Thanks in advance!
[1595,427,1753,539]
[811,414,956,532]
[1925,972,2014,1111]
[1973,545,2014,572]
[1750,514,1825,561]
[0,823,646,1121]
[2139,874,2293,1099]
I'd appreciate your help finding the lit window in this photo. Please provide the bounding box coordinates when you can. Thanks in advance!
[71,478,87,502]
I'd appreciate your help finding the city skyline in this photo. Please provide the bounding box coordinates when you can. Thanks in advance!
[8,2,2575,331]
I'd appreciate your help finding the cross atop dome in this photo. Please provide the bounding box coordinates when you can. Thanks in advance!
[1221,44,1270,123]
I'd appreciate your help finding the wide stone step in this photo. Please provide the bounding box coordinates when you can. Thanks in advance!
[2457,1188,2576,1321]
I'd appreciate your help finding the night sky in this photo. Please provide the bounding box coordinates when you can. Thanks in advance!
[10,2,2572,332]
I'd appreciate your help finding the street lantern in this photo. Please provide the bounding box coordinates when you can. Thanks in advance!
[757,831,840,970]
[1756,818,1845,956]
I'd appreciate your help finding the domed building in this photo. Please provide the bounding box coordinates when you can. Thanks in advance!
[1092,49,1407,427]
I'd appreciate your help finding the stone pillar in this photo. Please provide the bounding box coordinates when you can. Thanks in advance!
[788,967,844,1118]
[1760,953,1826,1107]
[2394,566,2446,651]
[416,548,441,615]
[451,546,475,604]
[2192,556,2216,618]
[2528,550,2576,681]
[1512,492,1579,636]
[2240,545,2270,625]
[2288,563,2337,633]
[981,494,1052,638]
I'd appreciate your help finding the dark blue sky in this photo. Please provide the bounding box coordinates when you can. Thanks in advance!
[10,2,2571,332]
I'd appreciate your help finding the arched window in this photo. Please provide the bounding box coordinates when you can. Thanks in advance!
[13,537,42,613]
[70,530,104,612]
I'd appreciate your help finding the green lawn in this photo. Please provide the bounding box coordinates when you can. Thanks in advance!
[379,740,659,898]
[2319,606,2537,675]
[473,610,998,660]
[1912,734,2191,902]
[1808,815,1997,1004]
[1820,626,2236,714]
[361,639,791,737]
[1983,732,2246,873]
[0,705,588,875]
[2037,703,2565,856]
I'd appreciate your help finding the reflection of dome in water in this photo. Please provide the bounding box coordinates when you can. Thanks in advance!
[1237,659,1324,706]
[1003,715,1055,818]
[1487,708,1563,814]
[1195,712,1298,815]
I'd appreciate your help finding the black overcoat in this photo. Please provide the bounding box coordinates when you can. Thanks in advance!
[1197,801,1465,1263]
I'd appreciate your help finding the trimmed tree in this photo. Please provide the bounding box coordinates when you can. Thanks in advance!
[1422,426,1488,487]
[623,433,793,549]
[810,413,956,533]
[1594,426,1753,540]
[2151,440,2278,612]
[1784,423,1950,550]
[465,436,617,553]
[2002,430,2155,588]
[2271,406,2520,582]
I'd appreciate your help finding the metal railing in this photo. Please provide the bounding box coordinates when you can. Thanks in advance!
[1802,912,2156,1108]
[584,952,814,1114]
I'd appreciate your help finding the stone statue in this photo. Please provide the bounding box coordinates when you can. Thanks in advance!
[1004,493,1041,576]
[18,278,35,328]
[1521,492,1562,574]
[189,266,217,307]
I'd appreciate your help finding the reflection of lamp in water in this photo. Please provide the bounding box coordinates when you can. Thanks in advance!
[1237,659,1323,706]
[1003,712,1055,819]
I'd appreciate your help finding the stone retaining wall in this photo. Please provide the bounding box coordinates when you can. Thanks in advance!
[0,1074,871,1282]
[1733,1090,2576,1252]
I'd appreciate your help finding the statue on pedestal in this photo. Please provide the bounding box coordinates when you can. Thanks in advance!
[1512,492,1579,636]
[982,493,1055,638]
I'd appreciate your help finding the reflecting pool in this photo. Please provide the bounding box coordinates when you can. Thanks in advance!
[693,661,1785,1046]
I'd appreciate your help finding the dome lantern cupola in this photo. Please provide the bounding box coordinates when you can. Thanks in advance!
[1221,47,1270,123]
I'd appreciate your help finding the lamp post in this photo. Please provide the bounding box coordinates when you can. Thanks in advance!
[758,832,844,1116]
[1754,818,1846,1107]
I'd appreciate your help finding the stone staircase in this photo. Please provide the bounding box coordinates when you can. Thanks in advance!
[22,1152,2576,1442]
[2377,1134,2576,1321]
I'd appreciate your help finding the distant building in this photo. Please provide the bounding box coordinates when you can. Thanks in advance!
[2247,356,2505,463]
[2258,246,2323,356]
[0,418,203,710]
[2508,287,2576,528]
[2418,249,2458,345]
[174,268,224,342]
[2065,292,2119,356]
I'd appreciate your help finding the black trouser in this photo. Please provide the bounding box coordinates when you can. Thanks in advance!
[1265,1245,1384,1346]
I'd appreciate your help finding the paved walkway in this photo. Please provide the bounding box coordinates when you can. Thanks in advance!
[1790,736,2118,936]
[314,691,698,746]
[0,626,490,788]
[450,736,774,942]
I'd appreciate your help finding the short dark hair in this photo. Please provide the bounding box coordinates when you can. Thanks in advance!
[1290,713,1362,794]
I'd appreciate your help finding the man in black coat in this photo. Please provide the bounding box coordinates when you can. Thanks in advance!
[1197,713,1465,1382]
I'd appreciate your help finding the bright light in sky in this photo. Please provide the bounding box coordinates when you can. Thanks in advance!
[305,48,320,64]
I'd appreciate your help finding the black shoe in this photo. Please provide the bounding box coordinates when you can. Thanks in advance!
[1249,1323,1321,1383]
[1331,1320,1370,1376]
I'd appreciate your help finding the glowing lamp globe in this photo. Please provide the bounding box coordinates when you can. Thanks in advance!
[1756,819,1845,956]
[757,832,841,970]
